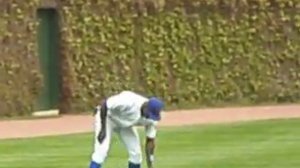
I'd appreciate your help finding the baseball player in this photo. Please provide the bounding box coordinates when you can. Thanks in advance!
[88,90,164,168]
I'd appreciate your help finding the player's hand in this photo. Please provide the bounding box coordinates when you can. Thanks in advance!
[97,130,106,144]
[147,164,153,168]
[146,155,154,168]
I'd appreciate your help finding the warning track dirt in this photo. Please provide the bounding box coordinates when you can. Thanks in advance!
[0,104,300,139]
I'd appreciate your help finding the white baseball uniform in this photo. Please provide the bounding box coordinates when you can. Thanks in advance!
[91,91,158,164]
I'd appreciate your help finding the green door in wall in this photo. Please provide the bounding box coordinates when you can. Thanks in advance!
[37,8,60,111]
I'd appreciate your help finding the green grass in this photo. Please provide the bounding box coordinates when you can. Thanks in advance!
[0,119,300,168]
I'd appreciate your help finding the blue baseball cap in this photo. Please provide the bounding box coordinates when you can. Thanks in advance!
[146,97,164,121]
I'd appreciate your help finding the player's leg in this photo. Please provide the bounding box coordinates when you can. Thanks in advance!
[118,127,142,168]
[89,113,114,168]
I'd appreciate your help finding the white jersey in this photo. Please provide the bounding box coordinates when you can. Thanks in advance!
[91,91,161,164]
[106,91,157,138]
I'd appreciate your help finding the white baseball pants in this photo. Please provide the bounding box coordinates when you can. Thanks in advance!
[91,111,142,164]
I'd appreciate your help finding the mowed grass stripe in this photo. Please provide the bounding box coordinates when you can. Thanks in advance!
[0,118,299,168]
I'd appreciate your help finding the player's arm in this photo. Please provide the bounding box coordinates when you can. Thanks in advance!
[97,94,121,143]
[145,124,157,168]
[145,137,155,168]
[97,100,107,144]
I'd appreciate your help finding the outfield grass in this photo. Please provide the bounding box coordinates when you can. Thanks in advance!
[0,119,299,168]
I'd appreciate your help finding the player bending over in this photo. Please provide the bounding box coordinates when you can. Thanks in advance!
[89,91,164,168]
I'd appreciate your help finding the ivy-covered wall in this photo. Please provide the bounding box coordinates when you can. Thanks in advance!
[1,0,300,116]
[61,0,300,111]
[0,0,42,116]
